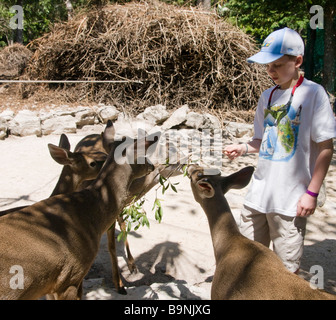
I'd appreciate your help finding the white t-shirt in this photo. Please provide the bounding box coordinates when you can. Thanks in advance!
[244,78,336,217]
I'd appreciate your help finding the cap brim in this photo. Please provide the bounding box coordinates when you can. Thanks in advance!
[247,52,284,64]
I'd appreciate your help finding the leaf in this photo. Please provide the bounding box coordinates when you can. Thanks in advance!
[117,232,124,242]
[159,175,167,186]
[143,215,150,228]
[152,198,161,211]
[157,206,163,223]
[182,164,188,177]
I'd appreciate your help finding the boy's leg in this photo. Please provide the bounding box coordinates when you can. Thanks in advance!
[266,213,307,273]
[239,206,271,247]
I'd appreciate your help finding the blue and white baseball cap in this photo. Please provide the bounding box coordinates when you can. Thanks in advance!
[247,27,304,64]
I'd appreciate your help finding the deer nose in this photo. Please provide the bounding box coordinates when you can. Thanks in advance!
[186,164,197,177]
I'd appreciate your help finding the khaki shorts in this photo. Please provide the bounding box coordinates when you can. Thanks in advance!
[240,206,307,273]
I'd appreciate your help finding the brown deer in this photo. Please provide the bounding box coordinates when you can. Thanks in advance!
[0,121,160,300]
[188,164,335,300]
[48,132,137,294]
[1,127,182,295]
[0,131,136,295]
[48,129,182,295]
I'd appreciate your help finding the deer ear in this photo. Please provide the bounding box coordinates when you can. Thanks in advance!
[48,144,73,165]
[197,181,215,198]
[220,166,254,194]
[102,120,116,153]
[59,134,71,150]
[145,131,161,154]
[133,132,161,161]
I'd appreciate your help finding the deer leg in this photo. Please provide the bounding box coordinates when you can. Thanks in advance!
[117,215,137,273]
[107,224,127,295]
[58,285,81,300]
[45,293,56,300]
[125,238,137,273]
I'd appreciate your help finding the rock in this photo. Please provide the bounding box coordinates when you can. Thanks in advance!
[161,104,189,130]
[185,111,204,129]
[224,121,253,138]
[0,110,13,140]
[42,115,77,135]
[0,118,7,140]
[0,109,15,122]
[53,106,74,117]
[74,106,96,128]
[96,105,119,123]
[40,106,94,134]
[185,111,221,131]
[38,110,54,122]
[201,113,221,130]
[136,104,170,125]
[116,112,130,123]
[9,110,41,137]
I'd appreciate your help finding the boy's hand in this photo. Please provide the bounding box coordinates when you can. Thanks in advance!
[296,193,317,217]
[223,144,245,160]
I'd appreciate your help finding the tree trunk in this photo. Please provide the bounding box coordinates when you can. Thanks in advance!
[15,0,23,44]
[322,0,336,94]
[304,27,316,81]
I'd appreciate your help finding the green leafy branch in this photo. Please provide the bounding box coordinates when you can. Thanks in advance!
[117,197,149,242]
[116,160,191,242]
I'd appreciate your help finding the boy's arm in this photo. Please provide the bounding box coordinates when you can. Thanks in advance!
[297,139,334,217]
[224,139,261,160]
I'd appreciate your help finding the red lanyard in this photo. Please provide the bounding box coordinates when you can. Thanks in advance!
[267,75,304,109]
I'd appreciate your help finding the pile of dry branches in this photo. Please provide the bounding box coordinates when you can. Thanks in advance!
[0,44,32,79]
[25,0,272,114]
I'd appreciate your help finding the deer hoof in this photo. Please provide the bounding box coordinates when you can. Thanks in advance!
[128,262,138,274]
[118,286,127,295]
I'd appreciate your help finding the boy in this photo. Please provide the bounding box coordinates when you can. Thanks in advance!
[224,27,336,273]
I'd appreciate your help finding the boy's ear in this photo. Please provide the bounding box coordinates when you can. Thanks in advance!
[295,55,303,68]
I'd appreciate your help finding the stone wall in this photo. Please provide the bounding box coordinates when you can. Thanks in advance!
[0,104,253,141]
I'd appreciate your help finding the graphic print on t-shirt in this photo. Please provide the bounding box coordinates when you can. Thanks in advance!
[259,103,302,162]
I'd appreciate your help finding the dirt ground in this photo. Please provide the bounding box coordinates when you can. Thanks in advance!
[0,123,335,299]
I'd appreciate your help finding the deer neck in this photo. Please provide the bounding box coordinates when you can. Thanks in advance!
[88,161,133,231]
[50,166,81,196]
[200,192,241,263]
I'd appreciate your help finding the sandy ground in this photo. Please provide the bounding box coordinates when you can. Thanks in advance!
[0,124,335,299]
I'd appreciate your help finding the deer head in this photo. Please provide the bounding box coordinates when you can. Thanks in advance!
[188,164,254,201]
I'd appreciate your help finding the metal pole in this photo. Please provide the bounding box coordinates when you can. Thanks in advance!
[0,79,143,84]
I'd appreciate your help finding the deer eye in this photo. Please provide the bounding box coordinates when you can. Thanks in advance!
[89,162,96,168]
